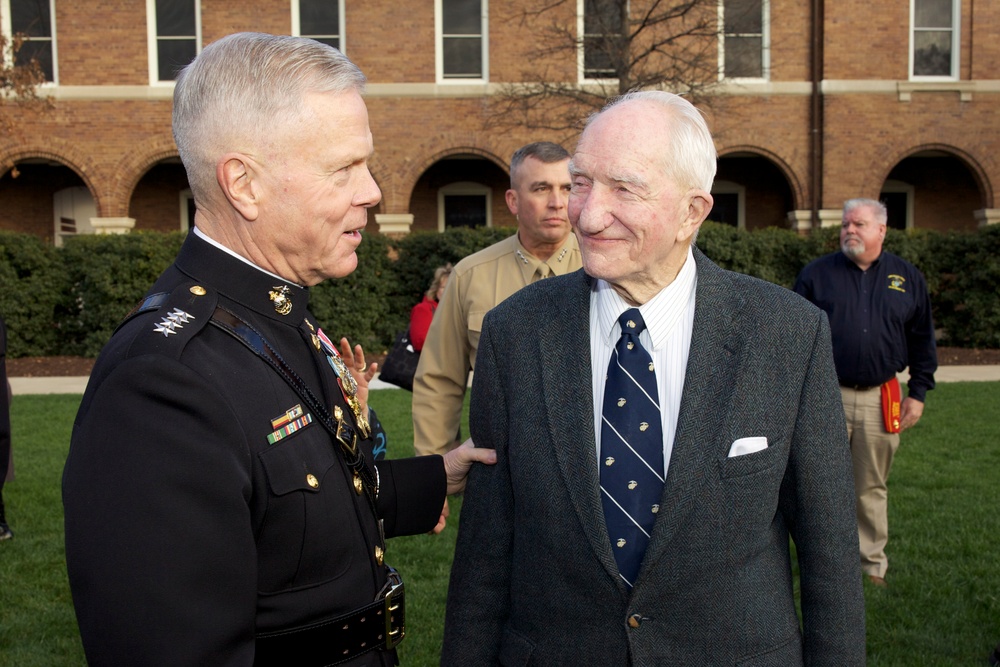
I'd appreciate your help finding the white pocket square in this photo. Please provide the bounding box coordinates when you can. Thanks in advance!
[728,436,768,458]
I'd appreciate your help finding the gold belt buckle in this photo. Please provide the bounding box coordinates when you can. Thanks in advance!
[379,567,405,649]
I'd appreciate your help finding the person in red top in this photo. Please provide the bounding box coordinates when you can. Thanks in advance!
[410,263,452,351]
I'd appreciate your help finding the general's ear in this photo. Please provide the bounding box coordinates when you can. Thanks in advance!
[678,190,713,242]
[217,153,260,222]
[504,188,519,217]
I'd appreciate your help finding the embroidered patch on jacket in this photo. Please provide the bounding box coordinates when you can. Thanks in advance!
[152,309,196,337]
[888,274,907,293]
[267,412,313,445]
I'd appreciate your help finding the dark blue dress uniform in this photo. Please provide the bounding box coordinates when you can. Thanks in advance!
[63,233,445,666]
[793,250,936,400]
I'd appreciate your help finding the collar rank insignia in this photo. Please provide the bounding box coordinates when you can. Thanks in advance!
[888,274,907,293]
[153,309,195,337]
[269,285,293,315]
[267,404,313,444]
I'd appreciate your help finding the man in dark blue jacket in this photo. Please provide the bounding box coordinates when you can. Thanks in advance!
[795,198,937,587]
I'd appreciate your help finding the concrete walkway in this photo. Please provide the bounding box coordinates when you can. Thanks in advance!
[10,366,1000,396]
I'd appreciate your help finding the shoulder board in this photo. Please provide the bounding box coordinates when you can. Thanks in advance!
[122,282,219,361]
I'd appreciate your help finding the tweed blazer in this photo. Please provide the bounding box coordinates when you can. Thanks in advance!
[443,247,866,666]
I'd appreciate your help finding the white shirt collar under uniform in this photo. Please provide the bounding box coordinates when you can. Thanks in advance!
[589,246,698,480]
[193,226,302,287]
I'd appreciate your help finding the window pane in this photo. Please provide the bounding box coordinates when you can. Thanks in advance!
[11,0,52,37]
[584,36,615,77]
[156,0,196,37]
[585,0,624,34]
[443,0,481,35]
[914,0,952,29]
[444,194,487,229]
[300,0,340,36]
[725,35,762,78]
[13,39,53,81]
[913,31,952,76]
[158,39,197,80]
[724,0,762,34]
[308,37,341,49]
[443,36,482,77]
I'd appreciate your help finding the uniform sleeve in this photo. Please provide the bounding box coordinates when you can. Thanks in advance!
[63,355,257,667]
[780,311,867,666]
[376,454,446,538]
[412,273,470,456]
[441,313,512,665]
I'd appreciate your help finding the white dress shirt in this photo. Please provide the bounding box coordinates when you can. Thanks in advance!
[589,246,697,479]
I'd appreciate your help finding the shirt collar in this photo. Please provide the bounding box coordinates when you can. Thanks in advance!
[593,245,697,349]
[514,233,577,284]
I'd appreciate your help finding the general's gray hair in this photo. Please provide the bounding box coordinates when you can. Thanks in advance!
[584,91,717,192]
[173,32,366,202]
[509,142,570,189]
[843,198,888,226]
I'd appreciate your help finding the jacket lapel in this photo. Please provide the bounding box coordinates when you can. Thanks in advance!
[638,248,744,581]
[540,271,623,585]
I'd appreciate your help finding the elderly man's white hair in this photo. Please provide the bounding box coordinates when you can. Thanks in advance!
[585,90,717,193]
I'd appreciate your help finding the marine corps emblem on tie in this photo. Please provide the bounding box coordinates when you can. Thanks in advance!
[269,285,293,315]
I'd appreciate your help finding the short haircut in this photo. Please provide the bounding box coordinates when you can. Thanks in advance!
[172,32,366,203]
[509,141,570,189]
[583,91,717,192]
[843,198,888,226]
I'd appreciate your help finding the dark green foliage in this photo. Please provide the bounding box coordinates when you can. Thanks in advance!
[0,232,64,356]
[59,232,185,356]
[1,223,998,358]
[309,232,397,354]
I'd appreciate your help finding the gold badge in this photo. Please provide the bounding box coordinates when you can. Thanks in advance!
[269,285,293,315]
[375,545,385,565]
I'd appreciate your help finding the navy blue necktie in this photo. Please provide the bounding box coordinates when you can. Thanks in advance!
[600,308,664,588]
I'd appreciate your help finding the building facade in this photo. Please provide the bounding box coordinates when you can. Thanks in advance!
[1,0,997,245]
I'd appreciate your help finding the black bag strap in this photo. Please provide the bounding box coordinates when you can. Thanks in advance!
[209,307,380,513]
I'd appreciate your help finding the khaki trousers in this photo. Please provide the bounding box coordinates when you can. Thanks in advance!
[841,386,899,578]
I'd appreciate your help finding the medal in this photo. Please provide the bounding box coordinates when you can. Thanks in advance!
[316,328,371,439]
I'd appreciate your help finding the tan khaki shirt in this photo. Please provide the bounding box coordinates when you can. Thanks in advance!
[411,233,582,456]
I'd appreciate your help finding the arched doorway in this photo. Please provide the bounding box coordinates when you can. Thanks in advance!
[879,151,984,231]
[408,154,510,233]
[0,159,94,245]
[129,159,192,232]
[712,153,795,230]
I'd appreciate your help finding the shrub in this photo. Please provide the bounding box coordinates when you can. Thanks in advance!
[0,231,64,356]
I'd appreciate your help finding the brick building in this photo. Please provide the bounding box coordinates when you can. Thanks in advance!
[1,0,997,245]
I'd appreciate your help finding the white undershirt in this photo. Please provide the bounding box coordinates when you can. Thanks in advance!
[589,246,697,479]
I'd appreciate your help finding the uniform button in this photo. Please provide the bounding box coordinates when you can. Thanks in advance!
[628,614,642,628]
[189,285,207,296]
[306,474,319,488]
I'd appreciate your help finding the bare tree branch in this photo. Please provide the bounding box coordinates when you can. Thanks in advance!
[1,32,52,138]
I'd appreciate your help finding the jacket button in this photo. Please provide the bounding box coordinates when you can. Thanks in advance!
[628,614,642,628]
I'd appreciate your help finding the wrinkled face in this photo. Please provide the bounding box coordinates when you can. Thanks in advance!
[568,102,708,303]
[841,205,885,265]
[507,156,573,250]
[254,89,381,285]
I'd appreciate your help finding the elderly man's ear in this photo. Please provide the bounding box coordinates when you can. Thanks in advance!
[678,190,713,241]
[217,154,261,222]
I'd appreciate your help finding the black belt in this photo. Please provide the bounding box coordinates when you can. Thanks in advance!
[840,382,879,391]
[254,569,405,666]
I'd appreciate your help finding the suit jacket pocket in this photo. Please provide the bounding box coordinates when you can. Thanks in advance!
[718,439,782,479]
[499,626,535,667]
[736,632,802,667]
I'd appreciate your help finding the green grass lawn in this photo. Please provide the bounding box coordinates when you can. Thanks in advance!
[1,385,998,666]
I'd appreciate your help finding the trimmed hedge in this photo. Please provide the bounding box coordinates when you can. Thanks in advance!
[0,222,997,358]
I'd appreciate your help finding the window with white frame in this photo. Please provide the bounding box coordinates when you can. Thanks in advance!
[1,0,57,82]
[719,0,768,80]
[148,0,200,83]
[293,0,343,51]
[580,0,625,80]
[437,0,487,80]
[911,0,958,79]
[710,180,745,228]
[438,182,491,231]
